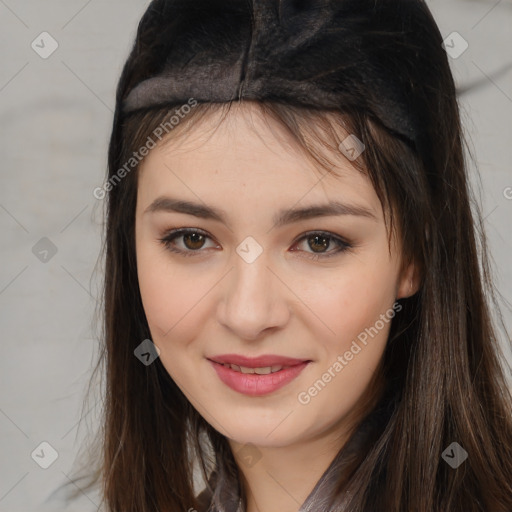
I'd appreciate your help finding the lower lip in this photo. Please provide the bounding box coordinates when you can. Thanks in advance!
[209,360,310,396]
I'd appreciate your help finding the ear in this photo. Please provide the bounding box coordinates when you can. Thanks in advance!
[396,260,421,300]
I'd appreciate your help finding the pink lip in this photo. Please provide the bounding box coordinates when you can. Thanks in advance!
[208,356,311,397]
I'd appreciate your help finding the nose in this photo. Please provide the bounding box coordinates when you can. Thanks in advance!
[216,253,291,341]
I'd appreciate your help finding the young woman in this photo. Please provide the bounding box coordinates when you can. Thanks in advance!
[69,0,512,510]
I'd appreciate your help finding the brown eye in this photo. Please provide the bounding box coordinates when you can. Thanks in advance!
[307,234,331,253]
[159,228,216,257]
[291,231,352,261]
[182,232,206,250]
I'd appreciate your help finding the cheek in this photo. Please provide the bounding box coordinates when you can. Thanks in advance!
[304,256,398,348]
[136,241,205,342]
[294,257,398,420]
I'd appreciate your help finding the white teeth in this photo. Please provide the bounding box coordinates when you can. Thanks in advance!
[222,363,284,374]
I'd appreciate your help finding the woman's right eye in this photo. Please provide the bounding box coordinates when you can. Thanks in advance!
[158,228,217,257]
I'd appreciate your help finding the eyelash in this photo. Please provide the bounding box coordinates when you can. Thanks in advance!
[157,228,352,261]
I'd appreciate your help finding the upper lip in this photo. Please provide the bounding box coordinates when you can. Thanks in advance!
[208,354,310,368]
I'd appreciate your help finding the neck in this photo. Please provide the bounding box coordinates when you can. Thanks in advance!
[228,404,368,512]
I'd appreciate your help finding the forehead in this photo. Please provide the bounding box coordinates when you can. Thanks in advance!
[137,103,380,216]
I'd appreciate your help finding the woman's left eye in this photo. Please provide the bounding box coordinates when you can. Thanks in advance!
[158,228,352,260]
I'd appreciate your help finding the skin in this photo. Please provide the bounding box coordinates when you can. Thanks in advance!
[135,102,419,512]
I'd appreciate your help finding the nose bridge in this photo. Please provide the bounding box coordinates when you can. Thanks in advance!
[218,247,288,339]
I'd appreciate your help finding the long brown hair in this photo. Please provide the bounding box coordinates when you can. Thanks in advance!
[63,1,512,510]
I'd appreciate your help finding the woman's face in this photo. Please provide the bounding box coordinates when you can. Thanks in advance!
[135,103,416,450]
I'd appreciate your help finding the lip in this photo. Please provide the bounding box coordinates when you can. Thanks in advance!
[208,354,309,368]
[207,355,311,397]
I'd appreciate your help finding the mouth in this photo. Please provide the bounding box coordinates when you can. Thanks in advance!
[207,354,312,396]
[213,362,288,374]
[208,354,310,373]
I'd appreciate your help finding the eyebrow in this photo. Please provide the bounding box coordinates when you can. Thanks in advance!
[143,196,377,227]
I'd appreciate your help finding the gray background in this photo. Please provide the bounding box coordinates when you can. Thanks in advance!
[1,1,511,511]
